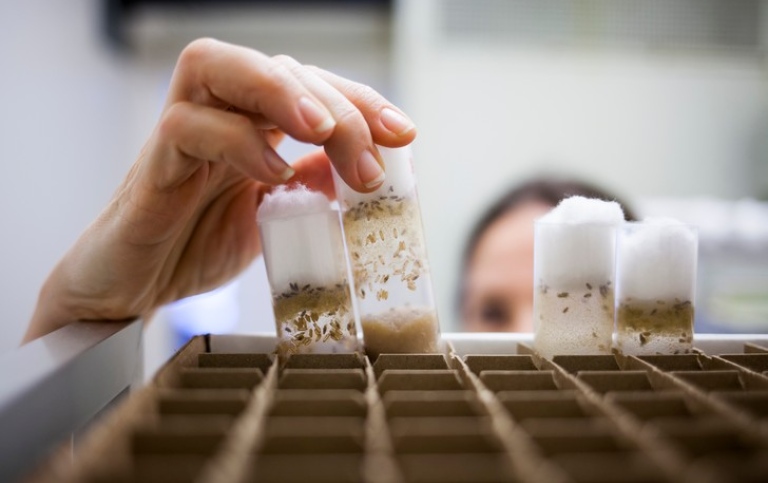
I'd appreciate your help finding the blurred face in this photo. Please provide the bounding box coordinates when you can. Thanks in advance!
[462,201,552,332]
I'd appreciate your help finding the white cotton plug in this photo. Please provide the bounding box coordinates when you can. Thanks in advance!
[536,196,625,288]
[333,146,417,206]
[617,217,698,302]
[257,184,347,292]
[257,184,331,222]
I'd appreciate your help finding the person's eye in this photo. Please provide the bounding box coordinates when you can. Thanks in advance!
[480,300,509,327]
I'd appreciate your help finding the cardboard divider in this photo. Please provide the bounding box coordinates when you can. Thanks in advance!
[126,455,211,483]
[463,354,539,375]
[156,389,251,417]
[388,417,502,454]
[550,452,668,483]
[178,368,264,390]
[551,355,622,374]
[382,390,484,418]
[576,371,655,394]
[258,417,366,454]
[282,353,365,370]
[249,454,363,483]
[480,370,559,392]
[397,453,516,483]
[269,389,368,417]
[277,369,367,391]
[197,353,274,372]
[498,392,592,421]
[377,370,464,393]
[372,354,450,378]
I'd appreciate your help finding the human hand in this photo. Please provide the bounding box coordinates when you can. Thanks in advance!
[23,38,416,342]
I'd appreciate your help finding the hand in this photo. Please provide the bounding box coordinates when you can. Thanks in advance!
[23,38,416,342]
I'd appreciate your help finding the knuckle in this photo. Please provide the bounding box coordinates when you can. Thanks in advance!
[348,82,381,103]
[157,103,188,140]
[272,54,299,67]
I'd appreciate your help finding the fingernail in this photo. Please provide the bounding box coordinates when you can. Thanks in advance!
[358,150,386,189]
[381,107,415,136]
[298,96,336,133]
[263,147,295,181]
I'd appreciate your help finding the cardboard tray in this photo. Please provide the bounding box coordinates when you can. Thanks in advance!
[27,333,768,483]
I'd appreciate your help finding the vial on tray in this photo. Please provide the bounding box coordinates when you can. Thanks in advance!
[615,219,697,355]
[334,146,440,358]
[257,185,359,356]
[533,196,625,358]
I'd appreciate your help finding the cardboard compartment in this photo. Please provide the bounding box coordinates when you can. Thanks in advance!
[259,417,366,454]
[90,455,212,483]
[525,419,629,456]
[397,453,515,483]
[550,452,669,483]
[686,452,768,483]
[178,368,264,390]
[577,371,654,394]
[463,355,538,375]
[606,392,699,421]
[249,454,363,482]
[710,391,768,418]
[648,418,758,457]
[378,370,464,393]
[269,389,368,417]
[552,355,621,374]
[389,417,502,454]
[131,417,232,456]
[479,370,559,392]
[670,370,745,392]
[373,354,450,378]
[633,354,704,371]
[197,353,274,372]
[498,392,592,421]
[282,353,365,370]
[744,342,768,354]
[156,389,251,417]
[277,369,367,391]
[382,391,484,418]
[716,354,768,374]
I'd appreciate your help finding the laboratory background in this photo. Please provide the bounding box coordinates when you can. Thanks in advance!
[1,0,767,378]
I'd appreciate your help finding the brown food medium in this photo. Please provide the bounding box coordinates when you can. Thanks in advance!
[360,307,439,358]
[617,299,694,347]
[342,195,427,299]
[272,283,356,354]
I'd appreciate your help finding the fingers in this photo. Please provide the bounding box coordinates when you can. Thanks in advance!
[152,102,295,189]
[168,39,337,147]
[272,55,390,193]
[308,66,417,147]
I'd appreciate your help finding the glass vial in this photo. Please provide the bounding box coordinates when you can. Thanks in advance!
[334,146,440,358]
[615,220,697,355]
[533,221,618,358]
[258,187,358,356]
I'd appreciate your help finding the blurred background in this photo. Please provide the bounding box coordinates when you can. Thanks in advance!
[1,0,767,376]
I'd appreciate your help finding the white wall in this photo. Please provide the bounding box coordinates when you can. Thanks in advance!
[394,0,768,331]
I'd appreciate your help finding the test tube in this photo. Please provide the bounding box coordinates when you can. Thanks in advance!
[615,219,697,355]
[257,186,358,356]
[533,198,624,358]
[334,146,440,358]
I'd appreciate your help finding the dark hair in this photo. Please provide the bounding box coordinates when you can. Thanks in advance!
[458,177,638,310]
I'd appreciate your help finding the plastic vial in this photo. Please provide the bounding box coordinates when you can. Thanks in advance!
[333,146,440,358]
[258,187,358,356]
[615,220,697,355]
[533,221,619,358]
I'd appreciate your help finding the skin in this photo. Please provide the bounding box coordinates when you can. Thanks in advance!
[23,39,416,343]
[462,201,552,333]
